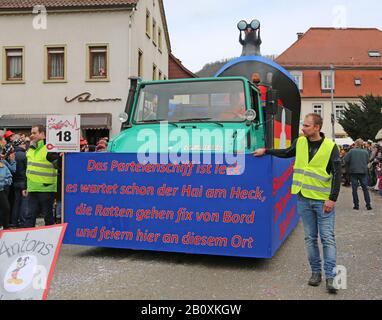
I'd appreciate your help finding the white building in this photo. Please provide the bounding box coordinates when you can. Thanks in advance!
[0,0,170,144]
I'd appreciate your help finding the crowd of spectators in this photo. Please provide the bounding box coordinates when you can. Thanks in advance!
[0,128,109,230]
[340,138,382,198]
[80,136,109,152]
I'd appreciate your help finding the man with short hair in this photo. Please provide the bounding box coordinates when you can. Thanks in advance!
[253,113,342,294]
[344,138,372,210]
[21,125,58,227]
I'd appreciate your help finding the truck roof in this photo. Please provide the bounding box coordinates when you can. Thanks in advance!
[138,76,251,86]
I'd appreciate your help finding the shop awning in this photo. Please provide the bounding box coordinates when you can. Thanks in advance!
[0,114,47,128]
[79,113,112,130]
[0,113,112,130]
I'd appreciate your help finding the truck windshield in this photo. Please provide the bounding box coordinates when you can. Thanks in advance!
[134,80,247,123]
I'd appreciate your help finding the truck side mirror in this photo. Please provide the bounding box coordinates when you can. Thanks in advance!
[121,77,140,130]
[118,112,128,123]
[266,89,279,115]
[244,109,257,121]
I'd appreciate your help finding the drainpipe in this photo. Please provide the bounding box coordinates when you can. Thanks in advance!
[128,5,137,79]
[330,64,335,142]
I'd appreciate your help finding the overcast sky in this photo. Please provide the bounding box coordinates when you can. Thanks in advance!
[163,0,382,73]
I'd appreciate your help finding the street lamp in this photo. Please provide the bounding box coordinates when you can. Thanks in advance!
[330,64,335,142]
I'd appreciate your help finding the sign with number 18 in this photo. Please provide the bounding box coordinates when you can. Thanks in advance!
[46,115,81,153]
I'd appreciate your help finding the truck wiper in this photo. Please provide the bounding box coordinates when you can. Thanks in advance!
[178,118,223,127]
[139,119,178,127]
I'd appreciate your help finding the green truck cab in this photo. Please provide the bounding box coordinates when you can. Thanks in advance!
[109,76,278,154]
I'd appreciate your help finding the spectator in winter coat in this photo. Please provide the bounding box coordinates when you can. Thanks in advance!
[0,146,13,230]
[344,139,372,210]
[11,138,28,227]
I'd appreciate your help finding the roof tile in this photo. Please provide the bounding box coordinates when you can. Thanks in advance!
[169,53,197,79]
[300,70,382,97]
[276,28,382,67]
[0,0,138,9]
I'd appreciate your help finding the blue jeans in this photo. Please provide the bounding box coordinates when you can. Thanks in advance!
[350,174,371,207]
[297,194,337,279]
[20,192,55,227]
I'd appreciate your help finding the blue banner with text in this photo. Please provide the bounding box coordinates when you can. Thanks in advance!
[63,154,298,258]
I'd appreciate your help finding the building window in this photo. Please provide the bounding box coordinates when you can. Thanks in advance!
[335,104,345,120]
[87,45,108,81]
[152,64,157,80]
[158,70,162,80]
[158,28,163,52]
[321,71,335,90]
[152,19,157,46]
[291,71,303,90]
[46,46,66,81]
[369,51,381,58]
[313,104,323,117]
[3,47,24,82]
[146,10,151,38]
[138,49,143,78]
[354,78,361,86]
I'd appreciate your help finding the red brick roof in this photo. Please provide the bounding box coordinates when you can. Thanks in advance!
[0,0,137,9]
[276,28,382,97]
[300,69,382,98]
[169,53,197,79]
[276,28,382,68]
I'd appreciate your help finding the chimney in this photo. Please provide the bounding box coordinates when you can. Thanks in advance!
[297,32,304,40]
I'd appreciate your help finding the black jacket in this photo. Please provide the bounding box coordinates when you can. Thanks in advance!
[14,146,27,189]
[46,152,62,200]
[266,134,342,202]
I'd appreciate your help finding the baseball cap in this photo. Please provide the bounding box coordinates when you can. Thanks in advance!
[80,137,88,146]
[3,130,15,140]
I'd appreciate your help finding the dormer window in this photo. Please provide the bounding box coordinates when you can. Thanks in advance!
[369,51,381,58]
[354,78,361,86]
[321,70,335,90]
[290,71,303,90]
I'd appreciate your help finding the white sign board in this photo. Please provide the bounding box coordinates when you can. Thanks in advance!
[0,224,67,300]
[46,115,81,152]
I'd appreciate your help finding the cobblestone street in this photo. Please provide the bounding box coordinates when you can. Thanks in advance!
[48,186,382,300]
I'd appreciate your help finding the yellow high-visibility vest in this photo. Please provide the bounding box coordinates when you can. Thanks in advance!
[26,140,57,192]
[292,136,335,200]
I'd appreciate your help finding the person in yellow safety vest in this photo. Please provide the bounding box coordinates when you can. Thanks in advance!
[253,113,341,294]
[21,125,58,228]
